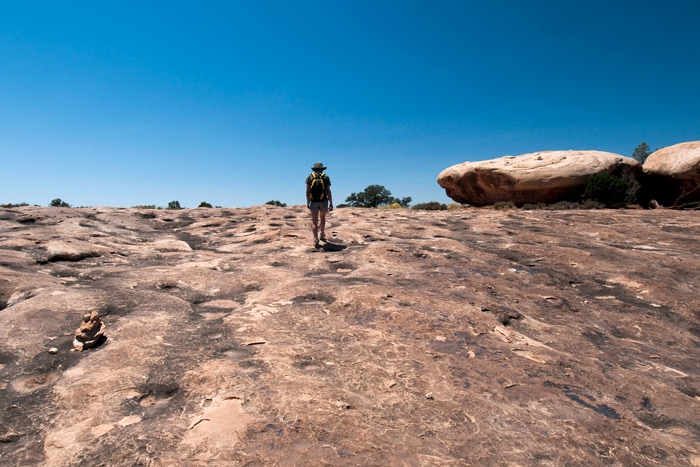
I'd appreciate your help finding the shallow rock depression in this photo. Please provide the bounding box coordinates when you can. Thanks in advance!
[0,205,699,466]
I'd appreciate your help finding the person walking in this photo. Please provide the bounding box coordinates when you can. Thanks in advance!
[306,162,333,248]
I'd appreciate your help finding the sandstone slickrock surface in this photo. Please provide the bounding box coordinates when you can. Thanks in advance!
[1,205,699,465]
[437,150,641,206]
[643,141,700,206]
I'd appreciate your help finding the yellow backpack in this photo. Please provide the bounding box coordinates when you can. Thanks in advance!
[309,172,326,201]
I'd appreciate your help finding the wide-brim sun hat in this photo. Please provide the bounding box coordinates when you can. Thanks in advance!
[312,162,327,170]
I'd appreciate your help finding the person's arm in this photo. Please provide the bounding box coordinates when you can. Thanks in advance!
[306,184,311,207]
[327,187,333,211]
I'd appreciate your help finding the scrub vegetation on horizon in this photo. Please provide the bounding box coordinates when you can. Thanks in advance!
[5,142,692,211]
[50,198,71,207]
[339,185,412,208]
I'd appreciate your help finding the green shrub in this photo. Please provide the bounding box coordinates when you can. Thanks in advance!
[544,201,581,210]
[0,202,29,208]
[378,203,402,210]
[167,200,182,210]
[447,203,468,210]
[521,203,545,210]
[198,201,213,208]
[412,201,447,210]
[133,205,156,209]
[265,200,287,207]
[50,198,71,207]
[493,201,515,210]
[581,199,606,209]
[412,201,441,210]
[582,174,631,208]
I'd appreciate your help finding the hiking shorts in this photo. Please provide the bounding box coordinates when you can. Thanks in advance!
[308,199,329,211]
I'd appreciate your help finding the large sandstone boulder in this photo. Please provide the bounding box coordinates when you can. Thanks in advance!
[438,150,641,206]
[642,141,700,206]
[644,141,700,179]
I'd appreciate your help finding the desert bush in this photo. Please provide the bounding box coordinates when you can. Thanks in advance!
[581,199,606,209]
[544,201,582,210]
[50,198,71,207]
[1,202,30,208]
[520,200,606,210]
[412,201,447,210]
[167,200,182,210]
[582,174,631,208]
[198,201,213,208]
[521,203,545,210]
[133,205,156,209]
[265,200,287,207]
[447,203,468,210]
[493,201,515,210]
[378,203,402,210]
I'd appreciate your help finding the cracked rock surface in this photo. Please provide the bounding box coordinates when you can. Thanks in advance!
[0,205,699,465]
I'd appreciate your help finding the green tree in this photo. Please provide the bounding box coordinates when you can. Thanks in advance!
[49,198,71,207]
[167,200,182,210]
[198,201,213,208]
[345,185,411,208]
[632,142,651,164]
[265,200,287,207]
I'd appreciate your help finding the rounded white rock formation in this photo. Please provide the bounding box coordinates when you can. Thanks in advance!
[643,141,700,180]
[437,150,640,206]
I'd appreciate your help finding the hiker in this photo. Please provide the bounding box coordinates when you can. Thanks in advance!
[306,162,333,248]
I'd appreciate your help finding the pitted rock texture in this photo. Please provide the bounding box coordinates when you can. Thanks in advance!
[0,205,699,466]
[643,141,700,206]
[437,150,641,206]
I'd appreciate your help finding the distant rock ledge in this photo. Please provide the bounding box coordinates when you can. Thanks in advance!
[438,141,700,208]
[437,150,640,206]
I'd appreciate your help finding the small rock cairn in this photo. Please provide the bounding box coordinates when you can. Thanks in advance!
[73,311,106,351]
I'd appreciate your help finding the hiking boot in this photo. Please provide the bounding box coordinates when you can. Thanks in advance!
[314,238,320,248]
[320,232,326,241]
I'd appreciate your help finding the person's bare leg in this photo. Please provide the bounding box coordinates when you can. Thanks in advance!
[319,210,327,240]
[310,210,320,244]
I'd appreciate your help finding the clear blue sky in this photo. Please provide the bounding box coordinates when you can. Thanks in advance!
[1,1,699,208]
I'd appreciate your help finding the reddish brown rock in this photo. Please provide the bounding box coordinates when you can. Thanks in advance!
[73,311,105,351]
[438,150,641,206]
[0,205,698,465]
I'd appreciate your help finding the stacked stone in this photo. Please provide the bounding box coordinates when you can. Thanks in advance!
[73,311,105,351]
